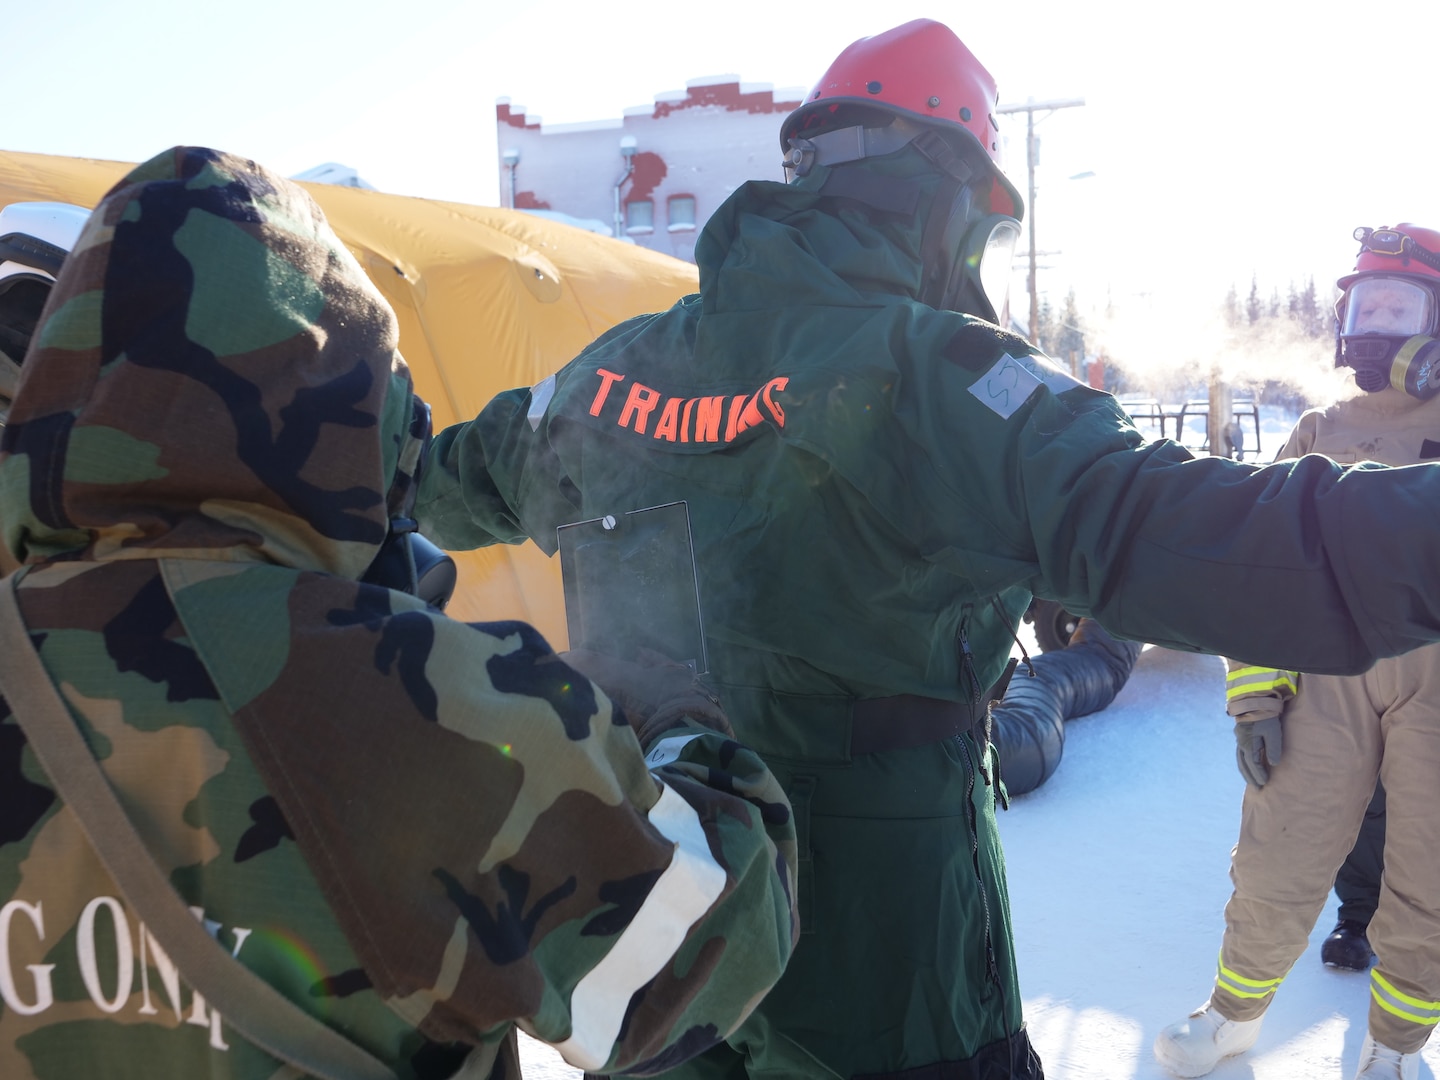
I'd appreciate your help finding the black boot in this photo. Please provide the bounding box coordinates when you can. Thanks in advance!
[1320,919,1374,971]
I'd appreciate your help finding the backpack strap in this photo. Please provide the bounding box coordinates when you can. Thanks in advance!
[0,573,397,1080]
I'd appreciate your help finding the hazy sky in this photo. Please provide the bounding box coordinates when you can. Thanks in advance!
[6,0,1437,372]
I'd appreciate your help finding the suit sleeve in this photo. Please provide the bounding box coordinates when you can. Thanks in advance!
[894,334,1440,676]
[1223,658,1298,721]
[1023,392,1440,673]
[417,387,574,553]
[421,619,797,1077]
[231,594,797,1078]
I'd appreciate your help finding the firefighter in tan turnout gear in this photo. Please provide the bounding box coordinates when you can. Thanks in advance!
[1155,223,1440,1080]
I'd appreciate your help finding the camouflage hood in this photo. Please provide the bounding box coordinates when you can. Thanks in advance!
[0,146,418,579]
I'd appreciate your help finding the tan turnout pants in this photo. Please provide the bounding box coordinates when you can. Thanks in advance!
[1211,641,1440,1053]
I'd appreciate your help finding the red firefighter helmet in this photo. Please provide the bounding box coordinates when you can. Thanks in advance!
[1339,223,1440,290]
[780,19,1022,217]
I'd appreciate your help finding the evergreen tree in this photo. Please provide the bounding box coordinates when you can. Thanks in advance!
[1036,295,1059,357]
[1246,274,1262,324]
[1057,288,1086,374]
[1299,277,1325,338]
[1223,284,1241,328]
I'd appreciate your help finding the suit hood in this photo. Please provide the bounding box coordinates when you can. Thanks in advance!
[693,147,950,316]
[0,146,417,578]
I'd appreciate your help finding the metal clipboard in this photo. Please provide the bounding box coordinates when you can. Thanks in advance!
[556,501,708,673]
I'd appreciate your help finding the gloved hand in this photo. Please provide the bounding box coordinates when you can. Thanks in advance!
[1233,714,1283,789]
[559,647,734,748]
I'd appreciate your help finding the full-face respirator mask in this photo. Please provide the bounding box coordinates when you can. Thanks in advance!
[360,395,458,610]
[1337,226,1440,399]
[782,116,1021,323]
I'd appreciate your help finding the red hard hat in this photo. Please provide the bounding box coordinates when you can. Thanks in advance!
[780,20,1022,215]
[1339,223,1440,290]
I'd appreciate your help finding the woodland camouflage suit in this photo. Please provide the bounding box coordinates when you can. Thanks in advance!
[0,147,798,1080]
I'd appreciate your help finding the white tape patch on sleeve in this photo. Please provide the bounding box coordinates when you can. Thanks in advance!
[555,780,727,1071]
[644,732,705,770]
[1013,351,1084,396]
[527,373,557,431]
[968,352,1083,419]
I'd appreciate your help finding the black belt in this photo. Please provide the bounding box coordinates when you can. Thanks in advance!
[850,693,975,755]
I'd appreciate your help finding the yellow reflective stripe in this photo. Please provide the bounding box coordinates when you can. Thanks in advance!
[1225,667,1298,700]
[1371,971,1440,1026]
[1215,955,1283,1000]
[1225,666,1298,688]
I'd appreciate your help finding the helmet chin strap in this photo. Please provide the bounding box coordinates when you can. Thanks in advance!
[784,122,920,181]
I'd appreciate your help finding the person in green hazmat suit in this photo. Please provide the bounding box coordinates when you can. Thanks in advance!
[415,19,1440,1080]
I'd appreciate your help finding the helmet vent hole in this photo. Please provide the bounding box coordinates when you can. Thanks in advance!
[960,107,973,121]
[928,96,941,108]
[866,81,882,94]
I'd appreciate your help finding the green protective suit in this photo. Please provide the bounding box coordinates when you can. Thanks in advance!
[417,150,1440,1078]
[0,148,798,1080]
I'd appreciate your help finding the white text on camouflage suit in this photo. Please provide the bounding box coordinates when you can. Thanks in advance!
[2,897,249,1050]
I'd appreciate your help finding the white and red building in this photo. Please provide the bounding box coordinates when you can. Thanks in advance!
[496,77,806,264]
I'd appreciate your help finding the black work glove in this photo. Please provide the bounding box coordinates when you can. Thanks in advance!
[560,647,733,748]
[1233,715,1283,789]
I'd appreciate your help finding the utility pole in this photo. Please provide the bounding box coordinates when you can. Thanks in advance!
[501,148,520,209]
[995,97,1084,345]
[613,136,637,239]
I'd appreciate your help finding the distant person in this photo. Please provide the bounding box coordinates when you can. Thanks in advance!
[414,15,1440,1077]
[0,147,798,1079]
[1155,222,1440,1080]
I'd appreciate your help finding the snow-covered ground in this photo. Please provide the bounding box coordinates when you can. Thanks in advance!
[519,404,1436,1079]
[520,643,1430,1079]
[1003,643,1417,1080]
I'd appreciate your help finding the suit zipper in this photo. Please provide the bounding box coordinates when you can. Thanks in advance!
[957,731,1003,1003]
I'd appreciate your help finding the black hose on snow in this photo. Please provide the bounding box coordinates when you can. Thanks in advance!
[989,619,1143,797]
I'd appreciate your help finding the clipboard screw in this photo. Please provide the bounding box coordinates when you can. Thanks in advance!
[601,515,617,531]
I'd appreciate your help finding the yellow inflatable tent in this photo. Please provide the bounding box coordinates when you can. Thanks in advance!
[0,148,699,643]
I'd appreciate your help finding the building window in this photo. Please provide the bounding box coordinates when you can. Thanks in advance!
[626,200,654,234]
[668,195,697,232]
